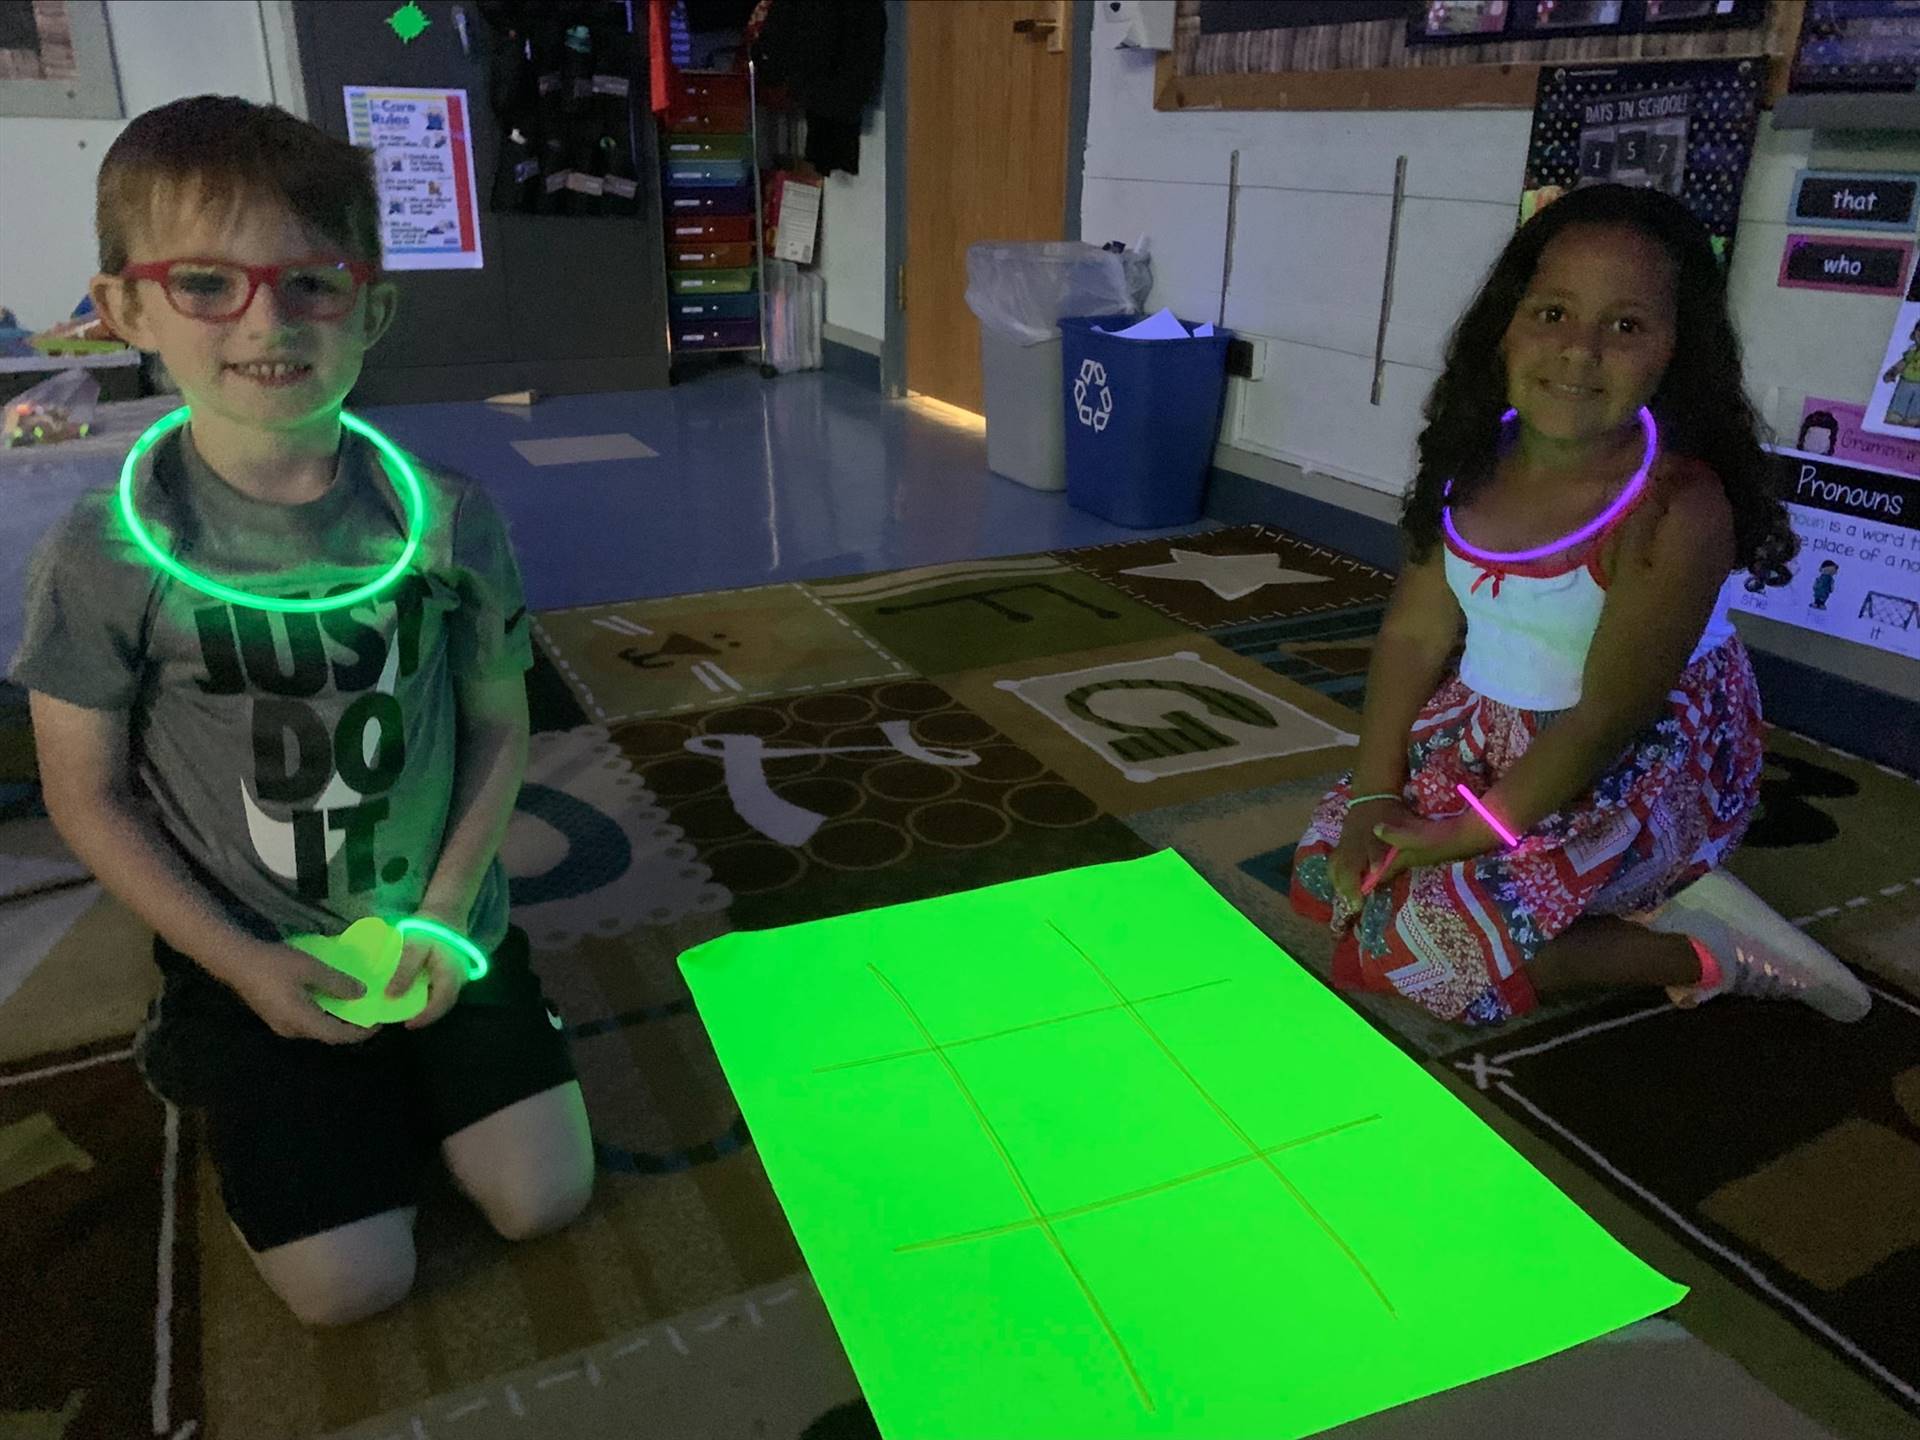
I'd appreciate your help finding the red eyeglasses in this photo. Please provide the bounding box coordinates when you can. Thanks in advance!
[119,257,379,322]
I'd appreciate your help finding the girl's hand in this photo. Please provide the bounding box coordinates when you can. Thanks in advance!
[1371,810,1498,886]
[385,910,471,1029]
[1330,797,1412,911]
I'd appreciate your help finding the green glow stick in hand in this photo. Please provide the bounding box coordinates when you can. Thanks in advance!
[290,917,428,1027]
[289,916,490,1029]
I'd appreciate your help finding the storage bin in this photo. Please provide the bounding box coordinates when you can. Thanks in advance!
[667,215,754,245]
[665,157,751,188]
[663,103,749,133]
[671,72,747,106]
[670,293,761,324]
[669,267,756,295]
[668,241,755,270]
[665,184,754,217]
[663,134,750,162]
[673,318,760,350]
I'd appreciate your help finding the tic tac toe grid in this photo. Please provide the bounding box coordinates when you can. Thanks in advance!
[679,852,1685,1440]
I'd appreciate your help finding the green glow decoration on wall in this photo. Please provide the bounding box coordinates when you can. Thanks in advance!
[386,1,432,44]
[118,406,427,614]
[679,851,1686,1440]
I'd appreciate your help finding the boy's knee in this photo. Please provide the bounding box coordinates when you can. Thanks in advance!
[482,1168,593,1242]
[274,1247,416,1328]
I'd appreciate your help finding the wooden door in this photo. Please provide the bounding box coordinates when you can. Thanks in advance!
[906,1,1073,414]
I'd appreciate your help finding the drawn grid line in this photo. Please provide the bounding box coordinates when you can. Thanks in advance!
[854,937,1398,1412]
[864,963,1156,1411]
[1047,922,1396,1318]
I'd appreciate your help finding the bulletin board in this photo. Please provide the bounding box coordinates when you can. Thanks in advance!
[1156,0,1806,113]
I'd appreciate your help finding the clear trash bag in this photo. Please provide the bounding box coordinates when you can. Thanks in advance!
[965,241,1153,346]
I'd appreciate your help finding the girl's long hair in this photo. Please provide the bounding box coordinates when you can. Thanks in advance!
[1402,184,1794,586]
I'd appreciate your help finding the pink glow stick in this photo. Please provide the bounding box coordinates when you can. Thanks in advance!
[1456,783,1519,848]
[1359,847,1399,898]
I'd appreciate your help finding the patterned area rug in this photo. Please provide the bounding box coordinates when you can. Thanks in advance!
[2,523,1915,1439]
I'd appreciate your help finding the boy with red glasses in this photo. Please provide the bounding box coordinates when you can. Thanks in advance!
[10,96,591,1325]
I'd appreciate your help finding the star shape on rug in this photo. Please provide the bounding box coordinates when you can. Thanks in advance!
[1119,548,1331,602]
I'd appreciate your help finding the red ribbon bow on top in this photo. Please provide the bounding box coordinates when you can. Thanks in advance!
[1470,566,1505,599]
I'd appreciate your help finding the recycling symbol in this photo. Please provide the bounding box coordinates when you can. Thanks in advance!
[1073,358,1113,432]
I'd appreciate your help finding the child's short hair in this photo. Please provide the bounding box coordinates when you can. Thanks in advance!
[96,95,379,275]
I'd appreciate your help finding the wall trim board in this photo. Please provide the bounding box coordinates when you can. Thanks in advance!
[1066,0,1091,241]
[822,336,882,390]
[823,322,881,356]
[881,0,908,397]
[1154,52,1538,114]
[259,0,308,118]
[1203,459,1403,574]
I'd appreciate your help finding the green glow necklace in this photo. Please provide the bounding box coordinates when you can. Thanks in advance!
[119,406,426,614]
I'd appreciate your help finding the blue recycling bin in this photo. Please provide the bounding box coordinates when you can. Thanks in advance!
[1058,314,1232,528]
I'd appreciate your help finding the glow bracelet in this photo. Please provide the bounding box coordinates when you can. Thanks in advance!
[394,915,490,981]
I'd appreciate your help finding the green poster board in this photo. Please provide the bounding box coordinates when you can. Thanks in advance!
[679,852,1684,1438]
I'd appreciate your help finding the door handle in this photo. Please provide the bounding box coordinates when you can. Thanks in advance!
[1013,3,1066,52]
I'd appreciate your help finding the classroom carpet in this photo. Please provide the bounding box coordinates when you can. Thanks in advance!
[1,522,1916,1439]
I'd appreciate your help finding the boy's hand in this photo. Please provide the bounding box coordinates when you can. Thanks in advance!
[1329,797,1411,911]
[223,940,379,1045]
[388,914,469,1029]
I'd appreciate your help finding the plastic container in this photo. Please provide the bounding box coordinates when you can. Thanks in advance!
[668,215,755,245]
[672,72,747,105]
[673,318,760,351]
[663,134,750,161]
[664,103,749,133]
[668,241,755,270]
[670,293,761,323]
[966,241,1153,491]
[665,184,754,217]
[979,329,1106,491]
[1057,315,1231,528]
[665,157,751,188]
[670,267,756,295]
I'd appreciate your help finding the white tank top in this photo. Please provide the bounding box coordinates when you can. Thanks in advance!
[1443,474,1736,712]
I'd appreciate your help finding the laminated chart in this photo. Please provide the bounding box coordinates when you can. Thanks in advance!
[679,851,1685,1439]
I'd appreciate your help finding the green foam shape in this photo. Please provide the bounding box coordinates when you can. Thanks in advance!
[290,917,428,1028]
[678,850,1686,1440]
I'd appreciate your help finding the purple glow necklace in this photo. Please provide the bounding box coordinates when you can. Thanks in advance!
[1443,406,1658,565]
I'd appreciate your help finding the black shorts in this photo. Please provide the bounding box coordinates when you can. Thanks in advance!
[136,926,577,1252]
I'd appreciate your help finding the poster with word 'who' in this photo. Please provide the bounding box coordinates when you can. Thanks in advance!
[1721,448,1920,660]
[344,86,483,272]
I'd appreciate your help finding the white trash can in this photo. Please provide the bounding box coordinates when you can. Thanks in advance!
[966,241,1151,491]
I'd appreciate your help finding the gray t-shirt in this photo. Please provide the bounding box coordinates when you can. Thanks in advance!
[10,425,531,953]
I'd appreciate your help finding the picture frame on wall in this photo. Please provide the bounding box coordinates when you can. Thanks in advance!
[1506,0,1632,39]
[1408,2,1514,46]
[1642,0,1767,28]
[1406,0,1764,49]
[1789,0,1920,95]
